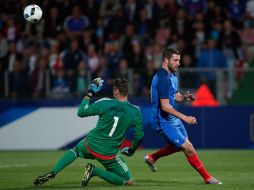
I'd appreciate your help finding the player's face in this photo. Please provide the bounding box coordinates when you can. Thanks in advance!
[168,54,181,72]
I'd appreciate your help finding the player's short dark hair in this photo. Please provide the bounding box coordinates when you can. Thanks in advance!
[162,48,180,60]
[113,78,129,96]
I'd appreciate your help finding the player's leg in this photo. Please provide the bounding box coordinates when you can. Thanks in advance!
[82,154,132,186]
[181,138,222,184]
[144,142,181,172]
[34,139,87,186]
[51,139,90,173]
[151,142,181,162]
[101,155,133,186]
[145,130,181,164]
[174,125,213,183]
[144,122,182,172]
[178,125,222,184]
[181,139,211,181]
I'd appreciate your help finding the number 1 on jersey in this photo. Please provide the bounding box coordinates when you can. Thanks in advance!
[109,116,119,137]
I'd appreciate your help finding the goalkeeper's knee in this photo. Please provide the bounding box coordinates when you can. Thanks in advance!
[124,180,133,186]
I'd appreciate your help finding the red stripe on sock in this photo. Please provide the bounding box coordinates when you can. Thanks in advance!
[186,154,211,182]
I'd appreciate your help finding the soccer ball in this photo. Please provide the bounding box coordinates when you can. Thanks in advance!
[23,4,43,23]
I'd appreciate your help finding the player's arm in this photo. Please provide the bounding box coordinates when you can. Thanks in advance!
[130,110,144,151]
[122,110,144,156]
[157,74,196,125]
[77,78,104,118]
[77,97,96,117]
[175,91,195,103]
[160,99,196,125]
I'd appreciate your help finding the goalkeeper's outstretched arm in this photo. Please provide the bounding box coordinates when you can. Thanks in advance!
[77,78,104,118]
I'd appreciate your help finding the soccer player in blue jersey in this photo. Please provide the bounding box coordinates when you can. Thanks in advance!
[144,48,222,184]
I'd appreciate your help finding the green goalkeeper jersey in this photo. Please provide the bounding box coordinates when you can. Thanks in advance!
[77,97,144,156]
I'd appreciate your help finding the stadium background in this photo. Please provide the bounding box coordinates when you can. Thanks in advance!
[0,0,254,150]
[1,1,254,190]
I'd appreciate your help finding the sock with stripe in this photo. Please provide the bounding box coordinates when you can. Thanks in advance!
[186,153,212,182]
[52,149,77,174]
[151,144,181,162]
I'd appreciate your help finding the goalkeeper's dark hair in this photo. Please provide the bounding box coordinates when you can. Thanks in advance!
[162,48,180,61]
[113,78,129,96]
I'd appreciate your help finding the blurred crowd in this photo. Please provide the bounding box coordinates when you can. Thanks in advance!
[0,0,254,99]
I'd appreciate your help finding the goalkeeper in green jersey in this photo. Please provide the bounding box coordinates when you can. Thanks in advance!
[34,78,144,187]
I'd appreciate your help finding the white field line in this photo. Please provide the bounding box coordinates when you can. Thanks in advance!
[0,164,29,168]
[0,163,86,168]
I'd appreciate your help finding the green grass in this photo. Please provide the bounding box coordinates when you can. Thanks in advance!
[0,150,254,190]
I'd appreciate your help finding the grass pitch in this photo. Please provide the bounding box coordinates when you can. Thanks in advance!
[0,150,254,190]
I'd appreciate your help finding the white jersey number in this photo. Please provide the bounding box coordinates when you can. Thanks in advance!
[109,116,119,137]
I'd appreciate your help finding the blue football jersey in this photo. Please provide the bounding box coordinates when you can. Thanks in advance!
[151,68,181,125]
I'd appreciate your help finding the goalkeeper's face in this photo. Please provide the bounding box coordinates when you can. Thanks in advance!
[167,54,181,72]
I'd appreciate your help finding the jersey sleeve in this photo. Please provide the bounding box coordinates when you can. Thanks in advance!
[77,98,108,118]
[130,109,144,151]
[157,71,170,99]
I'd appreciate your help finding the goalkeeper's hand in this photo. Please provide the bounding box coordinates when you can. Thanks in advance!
[87,78,104,97]
[121,147,135,157]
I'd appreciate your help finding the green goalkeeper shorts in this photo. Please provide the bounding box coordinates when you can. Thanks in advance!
[74,139,132,181]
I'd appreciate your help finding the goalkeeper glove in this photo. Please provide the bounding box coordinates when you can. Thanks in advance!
[121,147,135,157]
[87,78,104,98]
